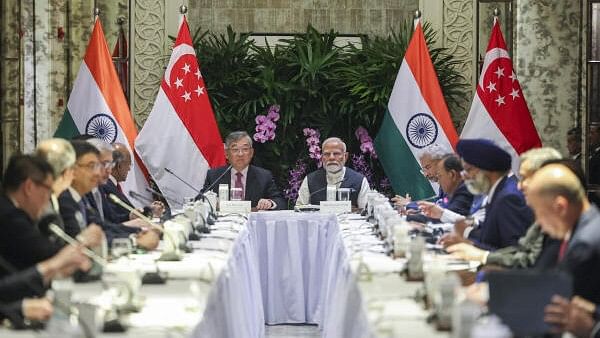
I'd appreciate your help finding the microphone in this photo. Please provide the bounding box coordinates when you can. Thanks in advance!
[108,194,163,234]
[195,165,232,225]
[199,164,233,195]
[307,178,347,201]
[48,223,108,267]
[145,186,171,201]
[107,194,190,258]
[128,191,157,218]
[164,167,200,193]
[128,190,154,204]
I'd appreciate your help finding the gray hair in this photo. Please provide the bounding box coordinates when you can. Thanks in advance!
[322,137,347,152]
[86,138,114,154]
[35,138,76,176]
[418,143,451,161]
[225,131,253,149]
[520,147,562,171]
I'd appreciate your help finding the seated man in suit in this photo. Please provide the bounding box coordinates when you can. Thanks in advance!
[101,142,164,223]
[391,143,451,210]
[439,139,534,250]
[0,155,64,275]
[202,131,286,210]
[445,147,563,268]
[59,141,158,250]
[417,153,474,221]
[296,137,370,209]
[529,164,600,305]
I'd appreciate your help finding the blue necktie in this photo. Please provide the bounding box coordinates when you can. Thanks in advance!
[469,195,484,214]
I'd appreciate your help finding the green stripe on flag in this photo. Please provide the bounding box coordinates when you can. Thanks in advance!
[375,109,435,200]
[54,108,80,139]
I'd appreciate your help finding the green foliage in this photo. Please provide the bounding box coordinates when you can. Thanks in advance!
[190,22,467,199]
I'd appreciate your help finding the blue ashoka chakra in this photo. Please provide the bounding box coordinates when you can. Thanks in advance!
[85,114,118,143]
[406,113,438,149]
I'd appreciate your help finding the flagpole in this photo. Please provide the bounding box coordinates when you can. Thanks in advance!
[179,4,187,26]
[493,8,500,24]
[413,9,421,29]
[93,7,100,22]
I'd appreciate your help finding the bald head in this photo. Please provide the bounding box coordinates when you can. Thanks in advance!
[529,164,585,205]
[528,164,588,239]
[112,143,132,182]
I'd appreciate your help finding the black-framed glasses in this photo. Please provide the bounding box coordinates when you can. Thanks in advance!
[33,180,53,193]
[76,161,102,171]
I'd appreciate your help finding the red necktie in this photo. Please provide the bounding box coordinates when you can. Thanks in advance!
[558,239,569,262]
[235,172,244,198]
[117,183,124,194]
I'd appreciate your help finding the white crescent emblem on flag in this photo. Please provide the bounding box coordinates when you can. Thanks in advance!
[478,47,510,90]
[164,44,196,87]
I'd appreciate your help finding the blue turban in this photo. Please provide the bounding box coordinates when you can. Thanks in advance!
[456,139,511,172]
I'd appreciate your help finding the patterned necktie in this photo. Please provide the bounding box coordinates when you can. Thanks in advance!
[235,172,244,198]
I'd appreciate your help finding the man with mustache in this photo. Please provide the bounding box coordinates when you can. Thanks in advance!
[440,139,534,250]
[296,137,370,209]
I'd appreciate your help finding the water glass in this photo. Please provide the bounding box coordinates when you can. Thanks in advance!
[230,187,243,201]
[218,184,229,202]
[326,185,336,201]
[111,238,132,258]
[337,188,351,201]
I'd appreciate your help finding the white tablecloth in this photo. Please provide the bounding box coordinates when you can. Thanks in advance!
[1,212,455,338]
[249,211,339,324]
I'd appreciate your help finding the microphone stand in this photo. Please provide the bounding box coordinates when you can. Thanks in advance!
[108,194,184,261]
[296,178,346,211]
[165,166,232,226]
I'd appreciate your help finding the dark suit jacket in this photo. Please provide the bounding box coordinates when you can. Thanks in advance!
[561,204,600,304]
[444,182,474,217]
[469,176,534,250]
[58,189,88,239]
[202,165,286,210]
[0,267,44,302]
[0,194,61,275]
[59,189,138,246]
[0,267,45,327]
[99,179,132,224]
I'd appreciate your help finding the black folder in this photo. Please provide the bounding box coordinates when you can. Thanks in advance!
[487,269,573,336]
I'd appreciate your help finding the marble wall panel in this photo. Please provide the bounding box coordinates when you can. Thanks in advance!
[514,0,582,154]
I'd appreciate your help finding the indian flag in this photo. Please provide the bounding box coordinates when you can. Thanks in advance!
[374,21,458,200]
[54,18,148,204]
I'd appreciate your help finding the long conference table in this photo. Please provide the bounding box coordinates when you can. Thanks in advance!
[4,211,473,337]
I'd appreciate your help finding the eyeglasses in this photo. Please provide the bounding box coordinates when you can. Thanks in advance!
[76,161,102,171]
[419,162,435,176]
[228,147,252,154]
[101,161,115,170]
[33,180,53,193]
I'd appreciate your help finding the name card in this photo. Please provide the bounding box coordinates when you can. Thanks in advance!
[319,201,351,214]
[219,200,251,214]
